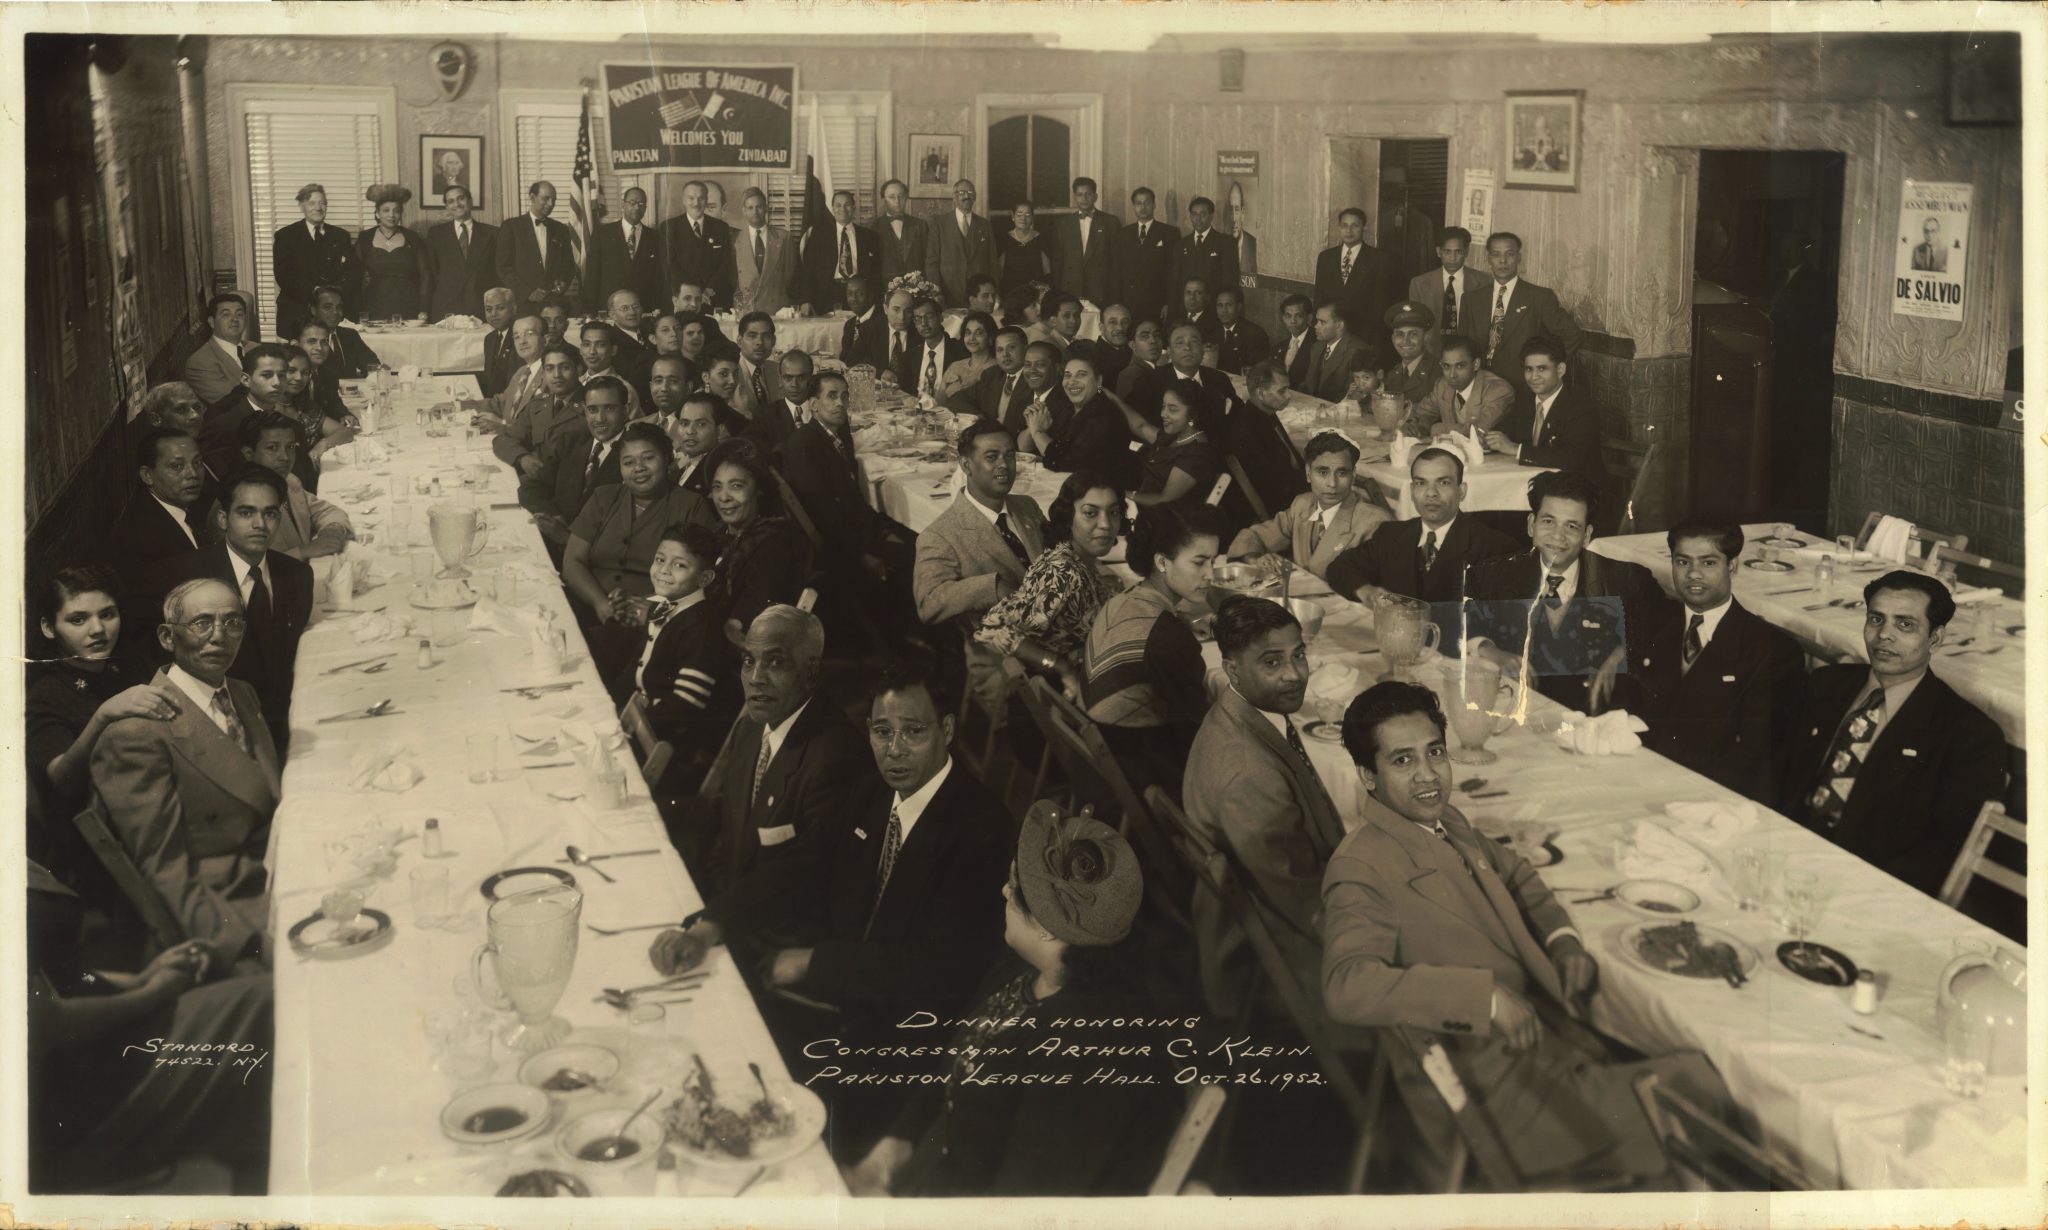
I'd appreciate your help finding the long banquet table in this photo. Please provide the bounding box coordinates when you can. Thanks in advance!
[1591,524,2028,747]
[1198,585,2027,1190]
[265,377,844,1200]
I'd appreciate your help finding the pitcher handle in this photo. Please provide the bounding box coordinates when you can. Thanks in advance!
[469,519,492,557]
[1419,622,1442,655]
[1493,672,1522,734]
[472,940,513,1011]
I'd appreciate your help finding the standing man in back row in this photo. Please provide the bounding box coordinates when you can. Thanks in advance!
[1110,186,1178,325]
[876,179,934,287]
[1052,177,1120,308]
[932,179,999,308]
[1478,231,1582,405]
[662,180,736,311]
[1315,208,1386,360]
[1175,196,1239,310]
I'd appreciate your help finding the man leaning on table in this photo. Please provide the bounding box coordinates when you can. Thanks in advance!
[89,576,278,973]
[1322,681,1738,1187]
[460,314,546,436]
[1775,570,2006,896]
[1414,332,1515,439]
[1633,516,1806,808]
[1483,336,1602,481]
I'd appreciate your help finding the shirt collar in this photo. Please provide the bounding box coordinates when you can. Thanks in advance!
[1863,669,1927,714]
[1533,386,1562,418]
[215,335,242,361]
[961,489,1004,524]
[892,757,954,844]
[166,663,229,716]
[226,546,267,592]
[1535,552,1580,589]
[762,697,813,760]
[1685,597,1735,646]
[151,492,201,543]
[1494,275,1519,300]
[1419,512,1457,543]
[1230,685,1294,740]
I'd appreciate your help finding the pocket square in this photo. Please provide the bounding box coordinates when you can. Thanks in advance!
[1722,674,1738,683]
[758,823,797,846]
[854,827,869,840]
[1901,748,1918,758]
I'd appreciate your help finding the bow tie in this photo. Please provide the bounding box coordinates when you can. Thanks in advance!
[645,599,680,626]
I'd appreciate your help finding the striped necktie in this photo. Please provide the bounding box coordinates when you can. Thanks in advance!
[864,804,904,937]
[749,735,774,808]
[213,688,252,757]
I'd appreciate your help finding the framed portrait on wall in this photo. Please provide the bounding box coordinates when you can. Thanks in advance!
[1503,91,1581,192]
[421,134,484,208]
[909,133,962,198]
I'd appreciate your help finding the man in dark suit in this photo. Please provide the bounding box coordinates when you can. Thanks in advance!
[661,180,736,310]
[1110,186,1178,324]
[1124,321,1240,431]
[584,185,664,315]
[198,344,322,496]
[738,350,809,452]
[1314,208,1387,361]
[1631,517,1807,807]
[1050,176,1119,307]
[1215,360,1310,544]
[660,603,877,928]
[946,324,1032,423]
[1301,301,1374,403]
[601,291,656,405]
[1775,571,2007,895]
[874,178,935,288]
[172,466,315,756]
[497,181,581,309]
[1478,231,1582,402]
[1070,304,1134,391]
[931,179,999,308]
[1174,196,1239,310]
[474,289,520,398]
[807,190,880,313]
[1212,286,1270,375]
[1327,445,1518,616]
[423,186,499,323]
[271,183,357,339]
[1114,318,1165,401]
[1170,277,1221,345]
[1408,226,1491,355]
[518,376,628,548]
[780,370,917,629]
[1275,294,1317,389]
[838,274,891,372]
[895,297,968,401]
[1484,336,1603,482]
[310,287,379,379]
[112,427,220,633]
[1460,470,1666,715]
[668,388,727,497]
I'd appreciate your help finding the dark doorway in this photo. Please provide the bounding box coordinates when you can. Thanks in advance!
[1376,138,1451,296]
[1688,149,1845,533]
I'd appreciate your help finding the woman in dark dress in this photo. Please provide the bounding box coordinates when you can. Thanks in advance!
[845,803,1177,1197]
[354,184,430,321]
[25,566,181,872]
[701,438,809,635]
[1130,378,1221,510]
[1022,353,1133,482]
[998,201,1053,298]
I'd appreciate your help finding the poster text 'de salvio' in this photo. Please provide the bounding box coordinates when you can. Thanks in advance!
[603,62,797,172]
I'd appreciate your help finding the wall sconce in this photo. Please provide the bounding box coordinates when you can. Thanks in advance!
[430,42,474,102]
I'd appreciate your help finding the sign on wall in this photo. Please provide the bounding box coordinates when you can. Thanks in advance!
[1891,179,1970,323]
[1460,168,1496,241]
[600,62,796,173]
[1218,152,1260,281]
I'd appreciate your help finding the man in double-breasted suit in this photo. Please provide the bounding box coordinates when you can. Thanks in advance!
[732,187,806,315]
[1214,361,1310,546]
[1314,209,1387,357]
[931,180,999,308]
[1631,519,1807,807]
[913,421,1047,628]
[1326,446,1518,619]
[271,184,357,340]
[90,576,280,971]
[1407,226,1491,355]
[1109,187,1178,324]
[518,377,627,545]
[1174,196,1239,310]
[424,187,499,322]
[1477,232,1582,402]
[494,341,585,476]
[1323,683,1735,1184]
[473,290,521,399]
[497,181,581,309]
[1050,177,1120,307]
[1184,598,1346,1021]
[1212,287,1271,376]
[1484,338,1603,482]
[1775,571,2007,896]
[662,180,737,310]
[805,190,881,313]
[583,186,665,316]
[875,179,936,288]
[838,275,891,372]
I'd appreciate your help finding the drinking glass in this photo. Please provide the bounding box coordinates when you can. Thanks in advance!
[410,548,436,585]
[425,1005,495,1087]
[1773,521,1796,545]
[1836,533,1857,559]
[1730,846,1773,912]
[494,570,519,605]
[389,501,414,547]
[467,734,498,784]
[410,865,450,928]
[471,886,583,1052]
[1778,869,1824,945]
[627,1001,668,1076]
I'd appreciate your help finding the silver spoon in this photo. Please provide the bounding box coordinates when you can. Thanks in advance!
[586,1086,663,1163]
[565,846,617,884]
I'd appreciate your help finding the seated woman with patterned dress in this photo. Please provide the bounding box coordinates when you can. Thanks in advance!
[975,470,1127,704]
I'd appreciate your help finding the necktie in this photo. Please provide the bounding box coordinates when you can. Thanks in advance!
[626,225,637,258]
[922,348,938,395]
[458,223,470,255]
[213,688,251,757]
[830,430,848,462]
[1542,573,1564,610]
[585,440,605,485]
[1139,222,1148,243]
[314,225,322,243]
[645,598,678,626]
[994,510,1030,563]
[1532,397,1551,445]
[1681,613,1705,671]
[792,401,808,427]
[891,331,905,366]
[1454,390,1467,423]
[1808,689,1887,826]
[692,217,702,240]
[749,734,774,808]
[753,229,765,271]
[1002,372,1019,407]
[246,565,273,623]
[959,213,970,238]
[1444,274,1459,333]
[1341,244,1354,283]
[838,228,852,278]
[1489,284,1508,358]
[892,217,904,239]
[1307,512,1327,556]
[864,804,904,937]
[751,367,767,408]
[1283,718,1318,775]
[1420,528,1439,575]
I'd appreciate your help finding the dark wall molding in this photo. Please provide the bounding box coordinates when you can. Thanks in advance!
[1832,373,2006,430]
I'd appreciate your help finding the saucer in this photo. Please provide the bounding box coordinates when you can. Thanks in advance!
[287,908,395,960]
[479,866,578,901]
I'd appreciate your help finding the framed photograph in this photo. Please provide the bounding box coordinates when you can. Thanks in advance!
[1503,91,1581,192]
[420,134,484,209]
[908,133,962,198]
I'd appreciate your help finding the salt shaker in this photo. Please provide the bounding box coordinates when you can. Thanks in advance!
[422,817,444,859]
[417,637,435,670]
[1814,554,1836,590]
[1852,969,1879,1015]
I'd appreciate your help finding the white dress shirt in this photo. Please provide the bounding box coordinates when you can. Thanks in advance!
[166,664,237,738]
[961,488,1005,527]
[1681,597,1735,654]
[529,213,549,261]
[1517,386,1562,461]
[761,698,812,768]
[955,210,973,238]
[214,335,242,365]
[224,547,273,611]
[1417,514,1457,558]
[890,756,954,847]
[1533,554,1580,607]
[152,493,200,547]
[674,452,707,489]
[1850,670,1928,745]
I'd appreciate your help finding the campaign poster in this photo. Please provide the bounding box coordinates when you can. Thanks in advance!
[1892,179,1970,323]
[602,62,796,173]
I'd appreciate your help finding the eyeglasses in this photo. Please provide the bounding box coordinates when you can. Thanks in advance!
[867,722,935,748]
[175,614,247,637]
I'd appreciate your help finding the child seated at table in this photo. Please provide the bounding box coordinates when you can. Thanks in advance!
[621,521,740,808]
[1226,431,1392,580]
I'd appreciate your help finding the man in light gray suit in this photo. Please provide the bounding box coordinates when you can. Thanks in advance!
[732,187,806,315]
[913,420,1045,628]
[1182,596,1345,1021]
[931,179,999,308]
[182,293,253,407]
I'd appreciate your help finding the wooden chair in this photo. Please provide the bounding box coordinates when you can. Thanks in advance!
[1938,800,2028,909]
[1853,512,1969,564]
[1148,1085,1227,1196]
[1215,463,1253,515]
[1929,544,2024,584]
[618,692,673,788]
[1024,677,1194,930]
[71,806,185,956]
[1001,656,1055,810]
[1630,1070,1815,1190]
[767,468,827,556]
[1143,785,1390,1193]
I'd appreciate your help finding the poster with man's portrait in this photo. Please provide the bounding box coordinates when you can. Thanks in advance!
[1893,179,1971,322]
[422,134,484,208]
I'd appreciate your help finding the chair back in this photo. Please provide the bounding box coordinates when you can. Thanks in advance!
[1219,458,1260,518]
[618,692,673,787]
[1854,511,1971,563]
[1938,800,2028,908]
[1615,440,1659,536]
[796,586,819,612]
[1929,544,2023,584]
[766,468,827,555]
[1378,1027,1522,1192]
[1147,1084,1227,1195]
[71,805,186,955]
[1630,1070,1814,1190]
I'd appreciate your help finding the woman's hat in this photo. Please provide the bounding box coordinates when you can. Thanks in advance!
[1016,801,1142,947]
[365,183,413,207]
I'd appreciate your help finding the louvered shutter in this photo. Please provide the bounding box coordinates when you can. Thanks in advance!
[765,100,881,230]
[246,105,382,337]
[513,99,620,220]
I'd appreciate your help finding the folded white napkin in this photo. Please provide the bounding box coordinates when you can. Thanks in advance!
[1553,708,1648,755]
[320,542,374,600]
[346,745,424,792]
[773,306,798,320]
[1663,799,1760,844]
[436,314,483,331]
[1614,820,1719,886]
[1866,515,1914,563]
[1306,662,1361,707]
[331,438,390,466]
[349,611,416,643]
[468,597,539,637]
[1080,300,1100,315]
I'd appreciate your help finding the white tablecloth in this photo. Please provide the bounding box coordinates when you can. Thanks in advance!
[353,325,491,373]
[1590,525,2028,747]
[1198,593,2027,1190]
[1359,451,1542,519]
[267,391,844,1200]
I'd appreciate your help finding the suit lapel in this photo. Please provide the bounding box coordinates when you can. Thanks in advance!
[1221,688,1340,855]
[154,670,279,814]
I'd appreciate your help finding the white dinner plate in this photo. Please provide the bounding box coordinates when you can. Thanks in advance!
[666,1078,826,1171]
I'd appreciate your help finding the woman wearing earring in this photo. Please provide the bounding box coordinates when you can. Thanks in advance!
[355,183,430,322]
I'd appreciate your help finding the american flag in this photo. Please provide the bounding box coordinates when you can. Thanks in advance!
[568,93,594,276]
